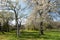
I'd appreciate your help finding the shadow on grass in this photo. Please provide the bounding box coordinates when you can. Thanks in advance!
[18,31,60,40]
[19,31,49,39]
[0,31,60,40]
[20,32,40,38]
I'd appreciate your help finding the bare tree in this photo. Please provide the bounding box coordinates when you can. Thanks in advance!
[0,0,31,37]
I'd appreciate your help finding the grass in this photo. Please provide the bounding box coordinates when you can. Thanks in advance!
[0,30,60,40]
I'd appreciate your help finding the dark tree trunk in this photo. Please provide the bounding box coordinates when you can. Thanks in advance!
[18,22,21,36]
[38,10,44,35]
[6,19,9,32]
[14,10,20,37]
[40,22,44,35]
[0,22,4,34]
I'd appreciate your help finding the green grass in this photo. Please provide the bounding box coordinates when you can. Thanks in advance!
[0,30,60,40]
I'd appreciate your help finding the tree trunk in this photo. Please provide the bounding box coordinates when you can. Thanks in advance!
[7,19,9,32]
[0,23,4,34]
[16,20,19,37]
[18,22,21,36]
[40,22,44,35]
[14,10,20,37]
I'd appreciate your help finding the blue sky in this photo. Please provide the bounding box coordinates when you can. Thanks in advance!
[19,0,33,17]
[49,12,60,21]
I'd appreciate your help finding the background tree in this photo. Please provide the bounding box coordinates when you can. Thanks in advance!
[0,10,14,32]
[26,0,58,35]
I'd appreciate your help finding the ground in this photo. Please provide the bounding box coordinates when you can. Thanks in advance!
[0,29,60,40]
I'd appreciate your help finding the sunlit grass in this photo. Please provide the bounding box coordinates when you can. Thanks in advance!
[0,30,60,40]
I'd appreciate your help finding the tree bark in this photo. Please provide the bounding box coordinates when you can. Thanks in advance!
[0,23,4,34]
[14,10,20,37]
[6,19,9,32]
[40,22,44,35]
